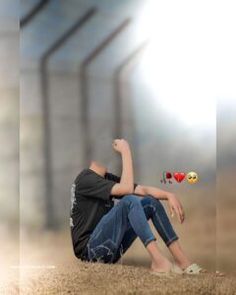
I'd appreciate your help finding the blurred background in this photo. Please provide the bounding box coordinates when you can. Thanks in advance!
[1,0,236,292]
[0,0,19,292]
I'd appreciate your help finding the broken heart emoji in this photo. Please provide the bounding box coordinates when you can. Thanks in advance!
[173,172,186,183]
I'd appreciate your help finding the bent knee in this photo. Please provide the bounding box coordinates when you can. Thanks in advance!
[144,195,165,210]
[122,194,141,206]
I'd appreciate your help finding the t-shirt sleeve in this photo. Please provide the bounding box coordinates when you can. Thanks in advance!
[76,173,117,201]
[105,172,138,191]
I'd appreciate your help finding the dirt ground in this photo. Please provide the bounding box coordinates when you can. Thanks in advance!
[17,261,236,295]
[1,229,236,295]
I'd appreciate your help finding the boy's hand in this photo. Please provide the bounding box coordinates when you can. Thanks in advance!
[167,193,185,224]
[112,139,130,153]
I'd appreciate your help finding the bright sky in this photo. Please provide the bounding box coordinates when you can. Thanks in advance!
[134,0,236,129]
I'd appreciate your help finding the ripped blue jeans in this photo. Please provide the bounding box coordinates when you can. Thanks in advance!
[86,195,178,264]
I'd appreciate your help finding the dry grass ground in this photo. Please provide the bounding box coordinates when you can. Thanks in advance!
[18,260,236,295]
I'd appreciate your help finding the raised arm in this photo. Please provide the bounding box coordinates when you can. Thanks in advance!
[110,139,134,196]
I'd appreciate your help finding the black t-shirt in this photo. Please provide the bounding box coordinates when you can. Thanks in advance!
[70,168,138,259]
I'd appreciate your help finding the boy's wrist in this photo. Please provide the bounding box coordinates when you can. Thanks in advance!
[166,192,173,200]
[121,146,131,155]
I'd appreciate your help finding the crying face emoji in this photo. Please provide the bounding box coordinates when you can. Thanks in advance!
[187,172,198,184]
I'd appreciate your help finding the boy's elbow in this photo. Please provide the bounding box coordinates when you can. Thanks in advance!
[125,185,134,194]
[121,184,133,195]
[111,183,133,196]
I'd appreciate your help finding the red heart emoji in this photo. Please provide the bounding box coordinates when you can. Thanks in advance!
[173,172,186,183]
